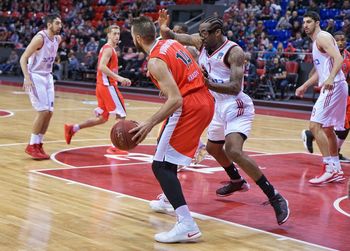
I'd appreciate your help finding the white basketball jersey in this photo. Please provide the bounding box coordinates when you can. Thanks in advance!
[198,39,244,101]
[28,30,59,74]
[312,31,345,86]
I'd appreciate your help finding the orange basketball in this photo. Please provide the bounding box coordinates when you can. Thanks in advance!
[110,120,139,150]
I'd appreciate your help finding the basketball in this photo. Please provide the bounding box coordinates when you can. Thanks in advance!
[110,120,139,150]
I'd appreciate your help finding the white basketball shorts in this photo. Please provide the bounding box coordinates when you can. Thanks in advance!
[27,73,54,112]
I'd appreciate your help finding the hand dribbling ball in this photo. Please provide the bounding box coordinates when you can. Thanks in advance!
[110,120,139,150]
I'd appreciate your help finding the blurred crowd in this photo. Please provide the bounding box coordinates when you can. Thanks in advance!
[0,0,349,98]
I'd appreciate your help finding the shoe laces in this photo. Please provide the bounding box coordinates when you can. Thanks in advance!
[156,193,169,203]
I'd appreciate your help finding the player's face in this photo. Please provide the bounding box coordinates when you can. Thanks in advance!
[303,17,318,36]
[49,18,62,35]
[108,28,120,45]
[335,34,346,52]
[199,23,217,50]
[131,26,146,54]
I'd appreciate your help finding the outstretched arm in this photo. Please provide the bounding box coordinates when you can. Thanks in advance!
[158,9,203,50]
[204,46,244,95]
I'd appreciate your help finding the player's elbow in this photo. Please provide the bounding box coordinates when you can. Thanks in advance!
[172,96,183,109]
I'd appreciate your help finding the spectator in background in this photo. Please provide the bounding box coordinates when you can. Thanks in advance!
[308,0,320,14]
[325,19,336,35]
[284,42,297,60]
[260,0,274,20]
[0,49,18,74]
[291,31,305,49]
[277,11,292,30]
[58,41,69,80]
[84,37,98,54]
[343,18,350,39]
[254,20,266,38]
[263,42,277,61]
[244,52,258,96]
[287,0,297,13]
[68,52,80,80]
[268,57,289,100]
[339,0,350,19]
[259,31,270,48]
[53,56,63,80]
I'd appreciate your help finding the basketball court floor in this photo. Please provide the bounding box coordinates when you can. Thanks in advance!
[0,81,349,250]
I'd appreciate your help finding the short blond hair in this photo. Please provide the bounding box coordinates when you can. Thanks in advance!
[106,25,120,34]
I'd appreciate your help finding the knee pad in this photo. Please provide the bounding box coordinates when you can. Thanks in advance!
[335,129,349,140]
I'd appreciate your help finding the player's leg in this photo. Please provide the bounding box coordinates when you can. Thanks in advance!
[206,110,248,196]
[25,74,51,159]
[224,132,289,225]
[335,129,350,162]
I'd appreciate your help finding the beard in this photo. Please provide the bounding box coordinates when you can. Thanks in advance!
[134,39,146,54]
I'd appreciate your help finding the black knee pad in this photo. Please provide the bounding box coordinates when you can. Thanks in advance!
[335,129,350,140]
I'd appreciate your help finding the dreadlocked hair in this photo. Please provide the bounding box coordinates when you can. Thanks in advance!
[202,16,224,34]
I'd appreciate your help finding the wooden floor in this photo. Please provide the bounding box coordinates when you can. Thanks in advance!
[0,83,347,251]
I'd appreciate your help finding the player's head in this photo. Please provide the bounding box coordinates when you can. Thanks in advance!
[303,11,320,36]
[199,16,224,51]
[173,23,188,34]
[106,25,120,46]
[334,31,347,52]
[46,13,62,35]
[131,16,156,54]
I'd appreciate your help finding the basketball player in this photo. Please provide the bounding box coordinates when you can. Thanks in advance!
[64,25,131,154]
[20,13,62,160]
[130,16,214,243]
[156,10,289,225]
[301,30,350,164]
[296,11,347,184]
[173,22,207,165]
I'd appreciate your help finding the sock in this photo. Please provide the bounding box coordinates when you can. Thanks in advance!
[256,175,276,199]
[175,205,194,224]
[331,156,341,172]
[322,156,333,172]
[38,134,44,143]
[73,124,80,132]
[30,134,39,145]
[224,163,242,180]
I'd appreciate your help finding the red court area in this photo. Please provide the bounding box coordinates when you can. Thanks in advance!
[40,145,349,250]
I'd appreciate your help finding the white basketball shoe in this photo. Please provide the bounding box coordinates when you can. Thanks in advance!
[149,193,174,213]
[155,220,202,243]
[309,164,344,184]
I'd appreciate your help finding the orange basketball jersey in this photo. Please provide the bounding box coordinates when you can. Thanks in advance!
[96,44,119,86]
[149,39,205,96]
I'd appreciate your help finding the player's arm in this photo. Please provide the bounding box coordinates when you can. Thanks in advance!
[19,35,44,91]
[317,33,344,90]
[130,58,183,144]
[205,46,244,95]
[158,9,203,50]
[98,47,131,86]
[295,68,319,98]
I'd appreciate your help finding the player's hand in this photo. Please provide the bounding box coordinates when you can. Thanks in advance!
[158,9,172,39]
[201,65,210,87]
[23,77,33,93]
[130,121,153,145]
[295,85,306,98]
[321,78,334,92]
[119,77,132,86]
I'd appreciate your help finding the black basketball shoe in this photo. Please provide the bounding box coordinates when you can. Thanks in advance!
[216,178,250,197]
[264,193,290,225]
[301,129,314,153]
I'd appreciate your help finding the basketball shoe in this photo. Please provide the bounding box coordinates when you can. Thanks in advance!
[106,146,128,155]
[216,178,250,197]
[309,164,344,184]
[264,193,290,225]
[154,220,202,243]
[149,193,174,213]
[64,124,75,144]
[194,145,207,164]
[301,129,314,153]
[25,144,47,160]
[37,143,50,159]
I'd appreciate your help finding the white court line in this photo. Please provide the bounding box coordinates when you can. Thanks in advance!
[29,169,335,251]
[333,196,350,218]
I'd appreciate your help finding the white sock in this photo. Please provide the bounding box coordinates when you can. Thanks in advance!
[175,205,194,224]
[73,124,80,132]
[331,156,342,172]
[38,134,44,143]
[30,134,39,145]
[323,156,333,172]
